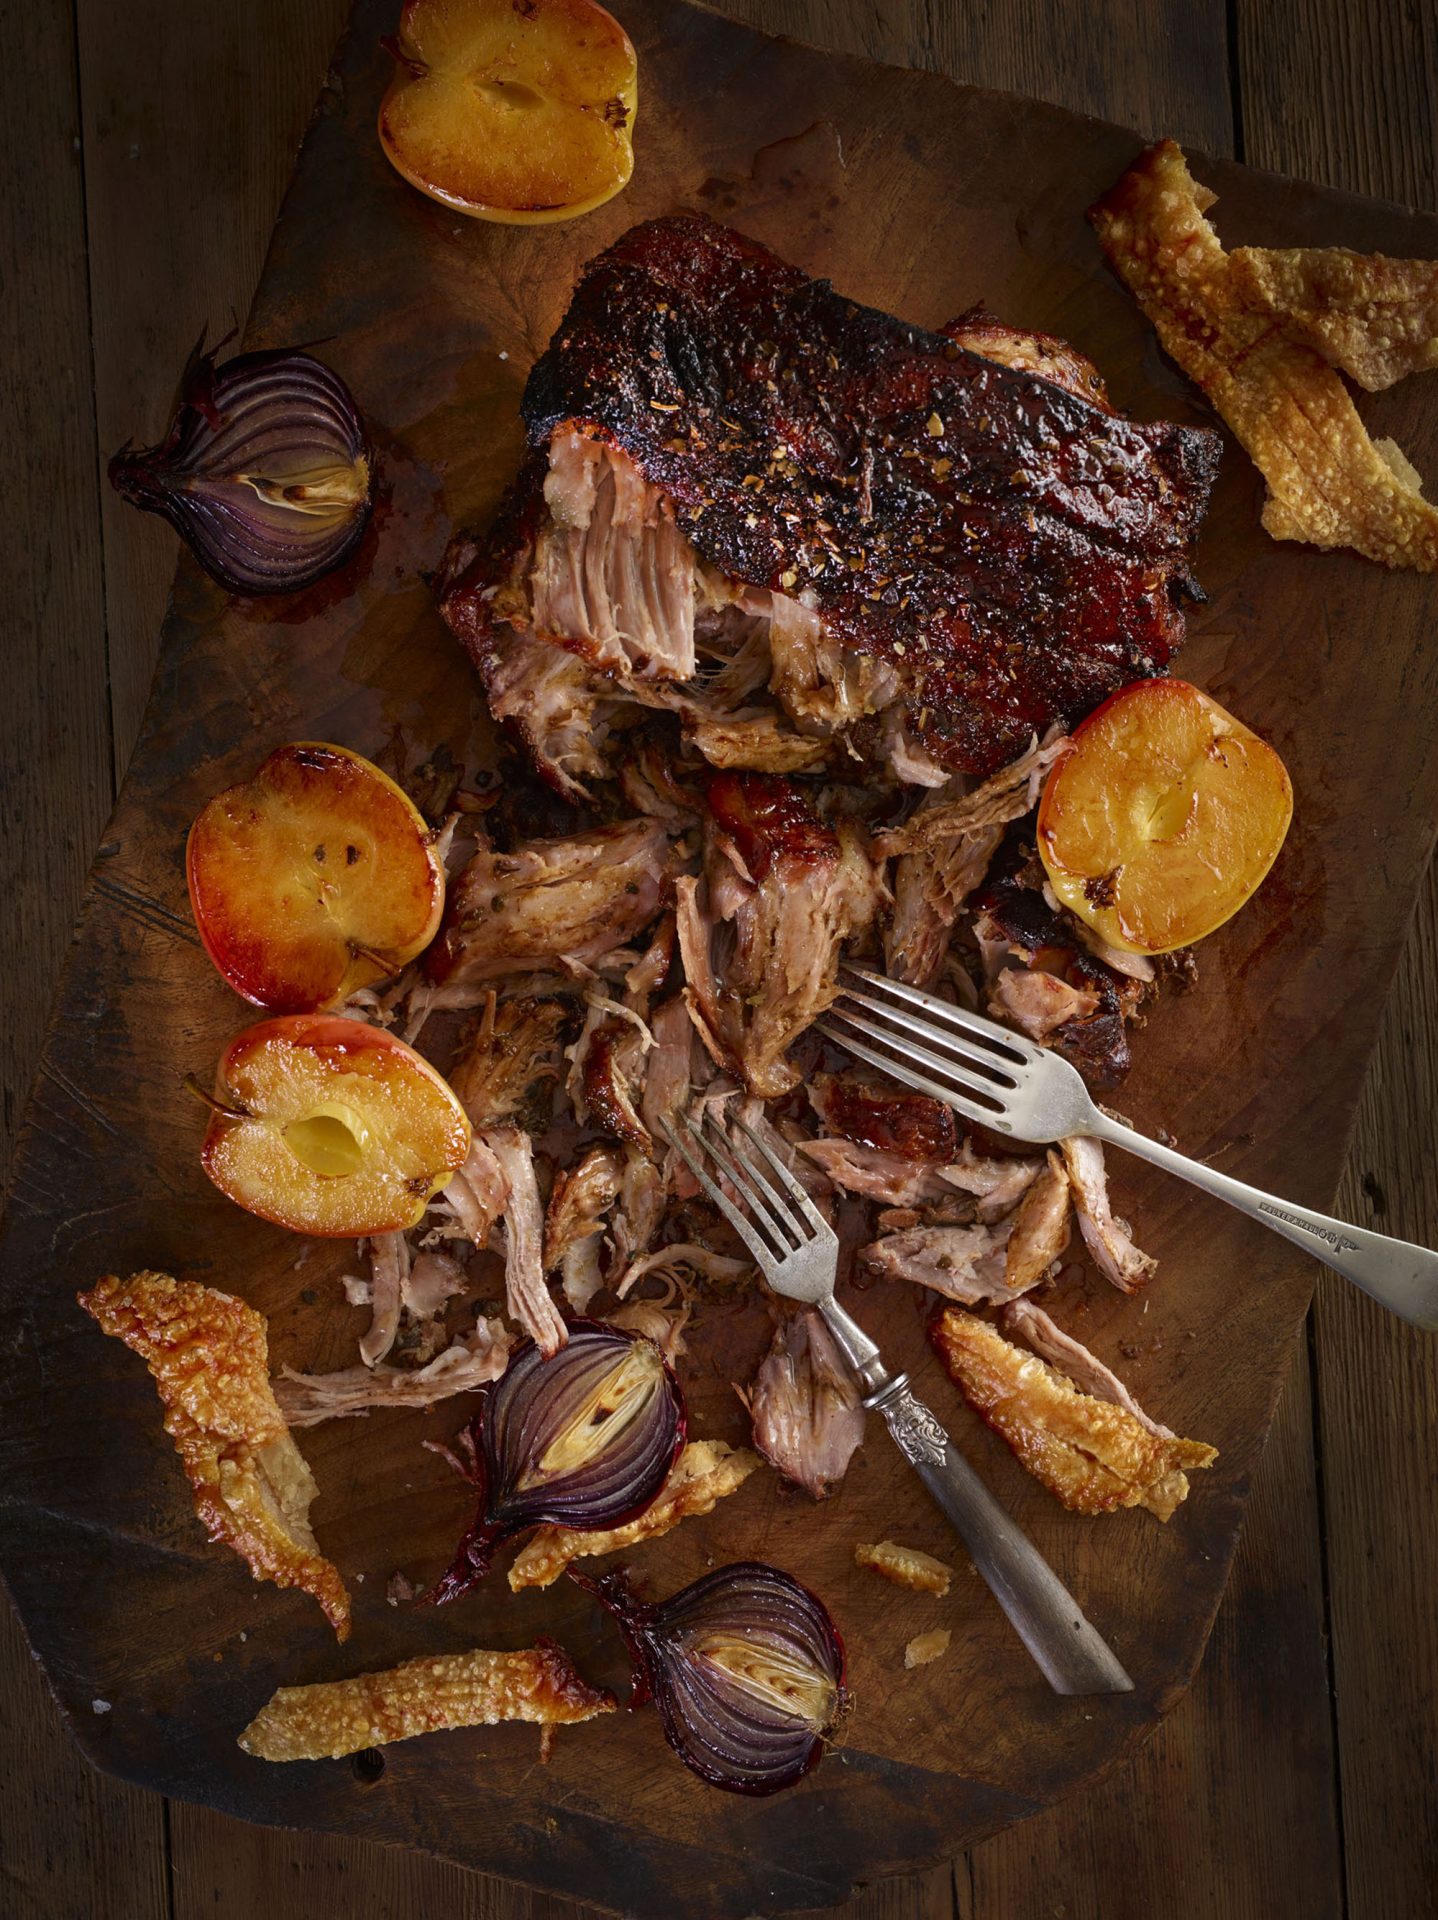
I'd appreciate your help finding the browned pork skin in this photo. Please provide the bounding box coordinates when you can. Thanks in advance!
[427,818,671,987]
[679,772,883,1097]
[745,1308,866,1498]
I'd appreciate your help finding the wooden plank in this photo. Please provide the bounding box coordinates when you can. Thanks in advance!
[75,0,350,770]
[1234,7,1438,1916]
[0,0,167,1914]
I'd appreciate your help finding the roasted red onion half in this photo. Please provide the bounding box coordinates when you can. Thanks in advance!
[432,1322,685,1604]
[109,339,372,595]
[575,1561,847,1795]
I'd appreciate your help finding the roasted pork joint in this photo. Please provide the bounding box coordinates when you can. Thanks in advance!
[79,1272,351,1637]
[930,1306,1214,1519]
[442,213,1221,789]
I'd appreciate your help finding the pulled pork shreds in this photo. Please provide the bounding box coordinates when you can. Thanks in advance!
[78,1272,351,1638]
[277,1319,512,1427]
[443,1133,512,1248]
[359,1231,409,1368]
[863,1219,1031,1305]
[426,817,672,986]
[874,731,1069,861]
[683,772,885,1097]
[745,1308,866,1499]
[1002,1150,1072,1290]
[575,1008,651,1148]
[1059,1135,1157,1293]
[878,731,1069,987]
[237,1641,615,1762]
[1090,140,1438,571]
[854,1539,952,1597]
[939,1141,1045,1223]
[1228,244,1438,391]
[614,1239,751,1302]
[449,992,568,1129]
[543,1142,624,1312]
[608,1292,692,1362]
[904,1629,952,1670]
[507,1439,760,1590]
[800,1138,956,1208]
[930,1306,1215,1520]
[609,1146,667,1292]
[405,1248,469,1321]
[990,968,1101,1043]
[487,1127,568,1356]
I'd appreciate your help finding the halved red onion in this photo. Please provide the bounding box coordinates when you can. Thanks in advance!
[109,339,372,595]
[575,1561,847,1794]
[432,1322,685,1604]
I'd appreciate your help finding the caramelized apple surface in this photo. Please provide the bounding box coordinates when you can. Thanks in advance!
[1037,679,1293,954]
[187,742,444,1013]
[201,1016,471,1236]
[379,0,637,225]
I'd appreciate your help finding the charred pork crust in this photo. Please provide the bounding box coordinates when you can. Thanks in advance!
[458,212,1223,775]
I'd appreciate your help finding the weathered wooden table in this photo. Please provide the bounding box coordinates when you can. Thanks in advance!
[3,3,1434,1915]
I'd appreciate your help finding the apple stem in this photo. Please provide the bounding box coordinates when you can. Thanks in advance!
[182,1072,251,1122]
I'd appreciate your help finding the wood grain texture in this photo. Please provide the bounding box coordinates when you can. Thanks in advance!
[0,2,1434,1917]
[75,0,351,769]
[1236,6,1438,1914]
[0,4,166,1912]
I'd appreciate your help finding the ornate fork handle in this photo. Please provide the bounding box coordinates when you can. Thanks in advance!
[819,1299,1133,1697]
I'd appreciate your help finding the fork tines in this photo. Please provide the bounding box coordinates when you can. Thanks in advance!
[660,1108,833,1270]
[818,966,1031,1133]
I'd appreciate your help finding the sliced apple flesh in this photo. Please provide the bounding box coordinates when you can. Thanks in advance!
[187,742,445,1013]
[1037,678,1293,954]
[379,0,637,225]
[200,1016,472,1236]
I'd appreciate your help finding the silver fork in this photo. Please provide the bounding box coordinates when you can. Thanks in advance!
[661,1107,1134,1697]
[821,967,1438,1332]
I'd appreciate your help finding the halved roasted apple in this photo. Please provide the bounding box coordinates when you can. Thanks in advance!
[187,742,445,1013]
[1037,678,1293,954]
[200,1015,471,1236]
[379,0,637,225]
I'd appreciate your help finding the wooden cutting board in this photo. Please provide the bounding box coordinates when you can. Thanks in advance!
[2,1,1436,1912]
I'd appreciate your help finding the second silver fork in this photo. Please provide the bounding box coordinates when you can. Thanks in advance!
[663,1106,1133,1697]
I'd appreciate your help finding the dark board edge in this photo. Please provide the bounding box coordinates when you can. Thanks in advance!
[3,0,1437,1910]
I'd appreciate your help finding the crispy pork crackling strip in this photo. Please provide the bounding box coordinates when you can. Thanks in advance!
[930,1305,1215,1520]
[238,1642,614,1761]
[1229,245,1438,391]
[1090,140,1438,570]
[507,1439,759,1590]
[78,1272,351,1637]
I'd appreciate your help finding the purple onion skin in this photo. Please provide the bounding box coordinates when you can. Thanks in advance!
[108,337,372,596]
[574,1561,848,1796]
[431,1322,686,1605]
